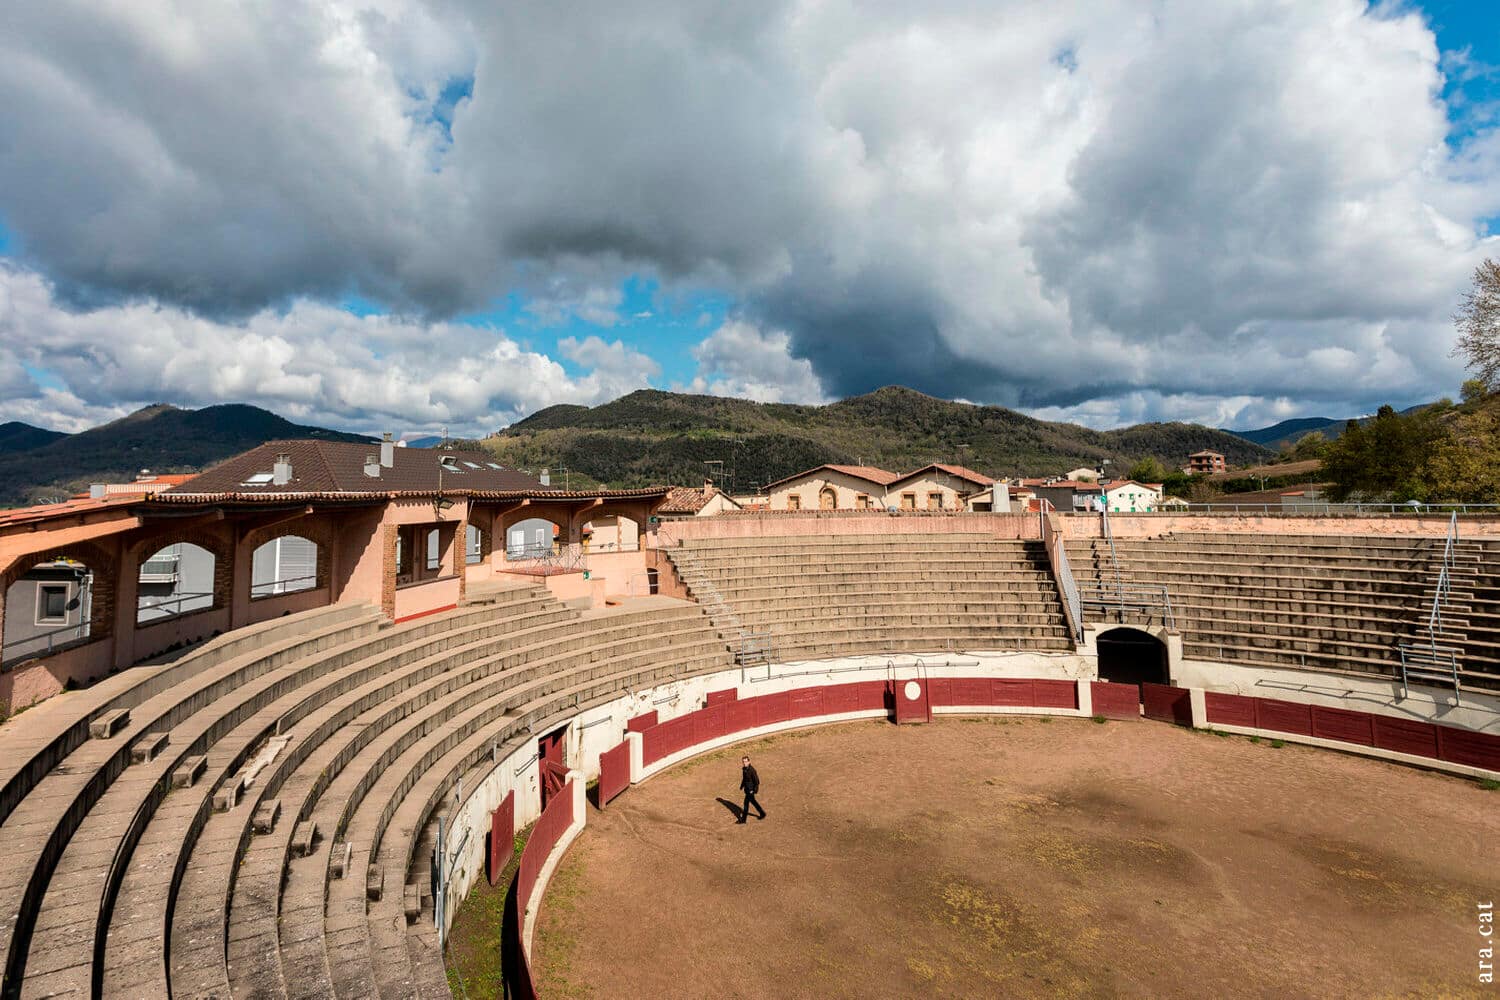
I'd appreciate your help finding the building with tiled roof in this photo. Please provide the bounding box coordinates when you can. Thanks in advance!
[657,481,744,517]
[168,437,544,497]
[765,462,1009,512]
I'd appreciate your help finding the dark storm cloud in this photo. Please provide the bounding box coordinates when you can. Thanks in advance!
[0,0,1496,432]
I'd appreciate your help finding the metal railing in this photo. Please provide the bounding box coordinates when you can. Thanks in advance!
[1078,581,1177,630]
[135,591,215,624]
[137,555,180,583]
[250,573,319,598]
[503,542,588,575]
[1,621,92,667]
[1159,502,1500,516]
[1396,512,1463,699]
[652,522,775,665]
[1040,512,1083,643]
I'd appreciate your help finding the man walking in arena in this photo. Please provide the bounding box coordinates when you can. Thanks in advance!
[738,755,766,823]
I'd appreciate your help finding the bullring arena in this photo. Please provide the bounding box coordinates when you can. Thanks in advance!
[0,445,1495,998]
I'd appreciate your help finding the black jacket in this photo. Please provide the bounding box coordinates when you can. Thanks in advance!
[740,764,760,794]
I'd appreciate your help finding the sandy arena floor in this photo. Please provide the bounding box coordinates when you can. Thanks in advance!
[532,718,1497,999]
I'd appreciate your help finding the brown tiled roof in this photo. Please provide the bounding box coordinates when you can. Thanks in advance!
[659,486,711,514]
[167,440,544,496]
[0,496,138,529]
[764,464,900,491]
[657,486,743,515]
[1023,479,1098,491]
[889,463,994,488]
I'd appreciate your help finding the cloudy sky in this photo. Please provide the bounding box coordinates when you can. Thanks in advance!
[1,0,1497,437]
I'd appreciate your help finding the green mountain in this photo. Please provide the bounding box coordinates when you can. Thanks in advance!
[484,387,1274,494]
[0,421,68,452]
[0,404,370,506]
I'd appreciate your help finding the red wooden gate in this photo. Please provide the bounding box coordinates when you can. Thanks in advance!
[598,740,631,807]
[538,725,568,809]
[1142,683,1193,726]
[893,677,931,724]
[488,789,515,885]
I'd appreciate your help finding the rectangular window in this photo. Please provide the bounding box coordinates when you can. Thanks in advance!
[788,494,801,510]
[37,585,68,624]
[901,493,916,510]
[927,492,943,510]
[856,494,871,510]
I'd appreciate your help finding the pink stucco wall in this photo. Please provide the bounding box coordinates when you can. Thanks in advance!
[0,638,115,712]
[393,575,461,621]
[653,511,1038,542]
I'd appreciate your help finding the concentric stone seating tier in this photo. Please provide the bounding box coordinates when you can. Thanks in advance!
[666,534,1075,660]
[1067,532,1500,690]
[0,582,734,999]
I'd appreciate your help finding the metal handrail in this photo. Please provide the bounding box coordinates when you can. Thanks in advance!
[503,542,588,574]
[1078,581,1176,631]
[1426,511,1458,648]
[249,573,319,598]
[135,591,215,623]
[1040,513,1083,643]
[1141,502,1500,516]
[0,621,92,666]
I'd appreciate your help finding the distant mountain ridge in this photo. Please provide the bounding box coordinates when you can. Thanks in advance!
[1227,403,1434,450]
[0,421,69,453]
[486,386,1273,493]
[0,404,370,506]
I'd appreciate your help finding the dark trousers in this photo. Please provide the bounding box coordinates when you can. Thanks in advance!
[740,791,765,820]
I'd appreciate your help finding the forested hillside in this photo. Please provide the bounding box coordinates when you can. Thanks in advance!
[482,387,1272,493]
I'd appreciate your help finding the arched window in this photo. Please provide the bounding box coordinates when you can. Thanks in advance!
[251,535,319,597]
[819,487,837,510]
[137,542,216,623]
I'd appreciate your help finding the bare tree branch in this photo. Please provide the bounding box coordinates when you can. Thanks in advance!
[1454,258,1500,392]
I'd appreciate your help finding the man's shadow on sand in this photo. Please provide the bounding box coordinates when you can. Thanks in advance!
[715,797,745,821]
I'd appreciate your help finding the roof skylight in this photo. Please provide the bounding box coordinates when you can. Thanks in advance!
[242,473,275,485]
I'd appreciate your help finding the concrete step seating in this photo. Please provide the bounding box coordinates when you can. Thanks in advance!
[1070,531,1500,690]
[132,589,577,997]
[0,583,736,997]
[21,592,556,998]
[668,534,1074,662]
[176,603,717,997]
[0,603,388,996]
[271,604,730,1000]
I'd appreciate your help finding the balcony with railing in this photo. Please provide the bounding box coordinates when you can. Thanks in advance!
[137,554,180,585]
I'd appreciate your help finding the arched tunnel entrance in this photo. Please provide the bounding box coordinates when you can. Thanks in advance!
[1096,627,1169,687]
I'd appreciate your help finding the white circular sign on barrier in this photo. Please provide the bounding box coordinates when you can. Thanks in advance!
[903,680,922,701]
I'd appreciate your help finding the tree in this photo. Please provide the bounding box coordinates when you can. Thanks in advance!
[1287,431,1327,461]
[1321,406,1447,501]
[1462,378,1489,404]
[1455,258,1500,393]
[1127,456,1169,483]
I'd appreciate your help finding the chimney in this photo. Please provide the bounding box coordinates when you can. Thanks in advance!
[380,432,395,468]
[89,484,106,500]
[539,468,551,487]
[364,454,381,478]
[272,453,292,486]
[703,476,716,498]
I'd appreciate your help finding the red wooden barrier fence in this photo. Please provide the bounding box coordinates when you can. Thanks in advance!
[1203,692,1500,771]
